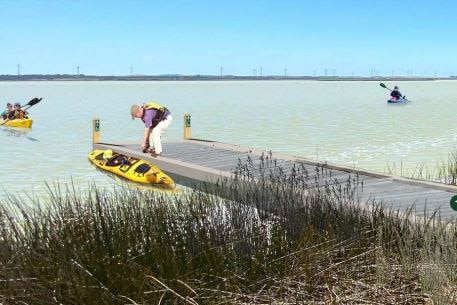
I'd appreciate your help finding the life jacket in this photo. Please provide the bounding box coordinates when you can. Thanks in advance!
[103,149,113,160]
[142,102,168,127]
[390,90,401,99]
[143,102,165,112]
[10,109,25,119]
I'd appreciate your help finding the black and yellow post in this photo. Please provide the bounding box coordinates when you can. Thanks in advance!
[92,118,101,143]
[184,113,191,139]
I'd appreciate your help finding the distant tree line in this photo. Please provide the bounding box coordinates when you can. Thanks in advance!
[0,74,443,81]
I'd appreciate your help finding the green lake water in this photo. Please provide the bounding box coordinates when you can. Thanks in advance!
[1,80,456,196]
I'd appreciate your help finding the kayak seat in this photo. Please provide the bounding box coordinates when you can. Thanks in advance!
[134,163,151,175]
[106,155,126,167]
[95,152,105,161]
[119,157,139,173]
[119,158,139,172]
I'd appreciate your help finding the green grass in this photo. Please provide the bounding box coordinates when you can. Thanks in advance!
[1,156,457,304]
[385,148,457,186]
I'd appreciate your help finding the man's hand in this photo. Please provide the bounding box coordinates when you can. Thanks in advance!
[141,142,148,151]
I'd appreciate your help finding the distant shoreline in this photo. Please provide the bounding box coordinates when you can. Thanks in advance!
[0,74,455,82]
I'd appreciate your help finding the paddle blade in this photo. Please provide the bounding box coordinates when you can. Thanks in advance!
[22,97,43,111]
[28,97,42,107]
[379,83,387,88]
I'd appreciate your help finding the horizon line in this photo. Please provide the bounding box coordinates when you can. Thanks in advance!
[1,73,456,80]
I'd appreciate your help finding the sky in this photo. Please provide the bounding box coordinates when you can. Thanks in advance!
[1,0,456,76]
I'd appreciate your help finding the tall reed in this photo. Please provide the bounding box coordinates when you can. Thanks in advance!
[1,155,457,304]
[385,148,457,186]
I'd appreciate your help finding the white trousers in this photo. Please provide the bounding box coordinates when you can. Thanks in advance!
[149,115,172,154]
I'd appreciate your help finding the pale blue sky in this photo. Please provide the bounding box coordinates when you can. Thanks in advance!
[1,0,456,76]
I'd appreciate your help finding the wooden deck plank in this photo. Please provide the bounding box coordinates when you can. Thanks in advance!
[166,150,247,162]
[357,187,453,217]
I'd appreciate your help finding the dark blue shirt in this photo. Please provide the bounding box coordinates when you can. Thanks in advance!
[390,90,402,99]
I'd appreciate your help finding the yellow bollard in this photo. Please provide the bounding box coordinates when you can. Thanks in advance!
[92,118,101,143]
[184,113,191,139]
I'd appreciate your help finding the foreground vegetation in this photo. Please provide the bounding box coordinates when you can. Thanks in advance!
[1,156,457,304]
[385,149,457,186]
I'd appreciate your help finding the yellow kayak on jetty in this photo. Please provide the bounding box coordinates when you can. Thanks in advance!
[0,118,33,128]
[88,149,174,186]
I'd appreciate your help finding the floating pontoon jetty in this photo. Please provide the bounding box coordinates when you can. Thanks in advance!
[92,117,457,220]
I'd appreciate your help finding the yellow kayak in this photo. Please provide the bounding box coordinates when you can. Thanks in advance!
[0,118,33,128]
[88,149,174,186]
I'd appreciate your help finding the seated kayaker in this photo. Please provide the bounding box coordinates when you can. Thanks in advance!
[1,102,13,120]
[390,86,403,100]
[7,102,28,120]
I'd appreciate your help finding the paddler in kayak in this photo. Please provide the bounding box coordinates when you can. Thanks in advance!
[1,102,28,125]
[1,102,13,119]
[130,102,173,157]
[8,102,28,119]
[390,86,403,101]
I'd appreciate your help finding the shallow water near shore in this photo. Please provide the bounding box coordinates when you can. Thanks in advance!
[1,80,456,196]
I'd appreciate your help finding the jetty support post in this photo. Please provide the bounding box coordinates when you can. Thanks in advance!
[184,113,191,139]
[92,118,101,144]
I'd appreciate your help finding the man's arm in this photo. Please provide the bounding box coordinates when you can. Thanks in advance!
[141,127,151,150]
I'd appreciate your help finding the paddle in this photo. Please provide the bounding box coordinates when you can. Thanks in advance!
[1,97,42,125]
[23,97,42,110]
[379,83,411,102]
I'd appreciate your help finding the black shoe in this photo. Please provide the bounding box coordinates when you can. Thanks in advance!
[142,145,151,153]
[150,152,161,157]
